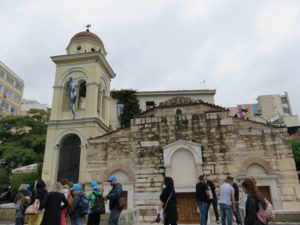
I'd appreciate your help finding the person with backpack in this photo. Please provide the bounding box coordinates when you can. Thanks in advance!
[241,178,267,225]
[105,176,123,225]
[68,183,88,225]
[87,181,105,225]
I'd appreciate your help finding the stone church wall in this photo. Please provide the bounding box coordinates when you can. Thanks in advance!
[86,110,300,222]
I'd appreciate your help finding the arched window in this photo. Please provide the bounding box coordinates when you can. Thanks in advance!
[176,109,182,116]
[97,86,102,113]
[78,80,86,109]
[57,134,81,182]
[102,90,106,118]
[62,80,71,111]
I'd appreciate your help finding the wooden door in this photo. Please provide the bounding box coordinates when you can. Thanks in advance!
[122,191,128,210]
[258,186,272,204]
[176,193,199,224]
[57,134,81,183]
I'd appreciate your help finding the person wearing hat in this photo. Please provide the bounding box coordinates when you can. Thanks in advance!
[105,176,123,225]
[68,184,86,225]
[87,181,104,225]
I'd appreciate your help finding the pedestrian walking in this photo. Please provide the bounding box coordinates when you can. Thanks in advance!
[27,180,48,225]
[105,176,123,225]
[196,175,210,225]
[17,184,32,201]
[59,179,71,225]
[241,179,266,225]
[68,184,88,225]
[15,192,30,225]
[87,180,105,225]
[205,176,220,224]
[228,177,243,225]
[39,183,68,225]
[219,176,236,225]
[160,177,178,225]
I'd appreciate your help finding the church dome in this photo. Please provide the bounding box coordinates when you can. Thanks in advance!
[70,31,104,48]
[67,28,107,55]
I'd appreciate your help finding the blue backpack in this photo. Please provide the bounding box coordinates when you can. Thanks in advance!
[79,195,89,216]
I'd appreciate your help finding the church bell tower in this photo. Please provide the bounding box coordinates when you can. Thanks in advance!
[42,26,115,188]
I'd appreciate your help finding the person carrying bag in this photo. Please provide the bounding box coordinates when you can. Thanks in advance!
[159,177,178,225]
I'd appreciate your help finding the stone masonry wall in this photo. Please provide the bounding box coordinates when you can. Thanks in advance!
[86,108,300,222]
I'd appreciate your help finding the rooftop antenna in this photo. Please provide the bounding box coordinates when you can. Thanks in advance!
[86,24,91,32]
[200,80,206,89]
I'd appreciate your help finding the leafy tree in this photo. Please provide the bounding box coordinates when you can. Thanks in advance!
[0,109,49,172]
[0,168,9,192]
[111,89,141,128]
[290,138,300,170]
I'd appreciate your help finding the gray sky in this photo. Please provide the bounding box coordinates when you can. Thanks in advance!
[1,0,300,116]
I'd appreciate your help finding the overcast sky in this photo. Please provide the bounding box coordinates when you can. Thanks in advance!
[1,0,300,116]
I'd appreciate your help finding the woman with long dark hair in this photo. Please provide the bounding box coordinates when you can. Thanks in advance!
[159,177,178,225]
[241,178,266,225]
[39,182,68,225]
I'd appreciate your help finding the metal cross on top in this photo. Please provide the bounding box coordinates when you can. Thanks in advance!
[86,24,91,32]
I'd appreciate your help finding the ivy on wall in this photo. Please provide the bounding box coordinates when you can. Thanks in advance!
[111,89,141,128]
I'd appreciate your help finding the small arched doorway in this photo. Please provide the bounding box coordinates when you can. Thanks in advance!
[243,162,282,210]
[57,134,81,182]
[163,140,203,224]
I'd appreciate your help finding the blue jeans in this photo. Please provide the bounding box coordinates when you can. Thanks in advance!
[233,202,243,225]
[71,216,84,225]
[198,201,208,225]
[108,208,122,225]
[220,203,233,225]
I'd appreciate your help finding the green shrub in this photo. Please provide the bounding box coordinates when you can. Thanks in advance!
[0,168,9,192]
[111,89,141,128]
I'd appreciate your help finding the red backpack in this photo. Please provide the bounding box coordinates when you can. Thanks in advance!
[256,198,275,224]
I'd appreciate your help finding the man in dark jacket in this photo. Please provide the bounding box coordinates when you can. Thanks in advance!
[230,177,243,225]
[205,176,220,224]
[105,176,123,225]
[196,175,210,225]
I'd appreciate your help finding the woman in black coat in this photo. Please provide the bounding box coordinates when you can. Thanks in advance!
[242,178,266,225]
[39,191,68,225]
[160,177,178,225]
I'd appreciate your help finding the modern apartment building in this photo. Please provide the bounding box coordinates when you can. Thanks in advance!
[230,92,300,134]
[0,61,24,118]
